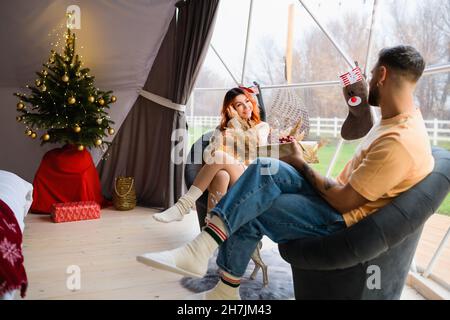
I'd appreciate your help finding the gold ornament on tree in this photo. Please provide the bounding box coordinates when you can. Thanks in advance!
[98,98,105,106]
[110,96,117,103]
[73,125,81,133]
[35,79,42,86]
[67,96,76,105]
[16,116,22,122]
[25,129,32,136]
[96,118,103,125]
[30,132,37,139]
[17,102,25,110]
[41,85,47,92]
[62,74,69,82]
[88,96,95,103]
[77,145,84,151]
[42,133,50,141]
[108,128,115,135]
[94,138,102,146]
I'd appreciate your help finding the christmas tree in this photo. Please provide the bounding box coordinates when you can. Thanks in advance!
[13,27,115,151]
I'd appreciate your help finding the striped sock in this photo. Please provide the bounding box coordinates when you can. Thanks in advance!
[199,270,241,299]
[204,215,228,245]
[220,270,241,288]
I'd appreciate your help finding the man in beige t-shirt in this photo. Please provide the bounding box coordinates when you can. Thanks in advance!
[283,45,434,227]
[336,106,434,226]
[138,46,435,300]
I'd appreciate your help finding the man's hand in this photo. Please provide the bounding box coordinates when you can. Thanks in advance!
[278,135,368,215]
[279,136,304,167]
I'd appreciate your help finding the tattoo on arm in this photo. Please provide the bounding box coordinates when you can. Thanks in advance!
[302,162,337,195]
[302,162,321,192]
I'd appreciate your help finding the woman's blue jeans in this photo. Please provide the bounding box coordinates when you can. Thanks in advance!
[210,157,346,277]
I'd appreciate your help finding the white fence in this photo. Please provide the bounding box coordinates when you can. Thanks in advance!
[187,116,450,146]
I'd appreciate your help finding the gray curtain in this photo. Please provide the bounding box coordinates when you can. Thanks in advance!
[98,0,219,209]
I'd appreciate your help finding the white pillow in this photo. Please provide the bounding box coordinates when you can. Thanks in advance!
[0,170,33,233]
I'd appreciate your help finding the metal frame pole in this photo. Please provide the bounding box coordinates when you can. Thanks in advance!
[423,227,450,278]
[241,0,254,85]
[297,0,355,69]
[193,63,450,93]
[364,0,380,123]
[210,44,240,85]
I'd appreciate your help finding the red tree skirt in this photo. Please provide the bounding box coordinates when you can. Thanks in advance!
[31,144,106,214]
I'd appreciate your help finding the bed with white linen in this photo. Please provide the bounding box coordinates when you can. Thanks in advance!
[0,170,33,300]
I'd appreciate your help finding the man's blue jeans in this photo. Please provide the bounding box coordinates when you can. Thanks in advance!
[210,157,346,277]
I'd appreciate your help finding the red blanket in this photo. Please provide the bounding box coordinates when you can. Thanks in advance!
[0,199,27,298]
[31,144,106,214]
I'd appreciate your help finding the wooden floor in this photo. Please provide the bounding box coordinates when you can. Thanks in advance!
[20,207,450,300]
[21,207,200,300]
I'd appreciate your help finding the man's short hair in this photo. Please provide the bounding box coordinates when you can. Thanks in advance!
[378,45,426,82]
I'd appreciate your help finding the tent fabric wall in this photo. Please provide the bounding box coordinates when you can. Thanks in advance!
[98,0,220,209]
[96,16,178,208]
[0,0,177,182]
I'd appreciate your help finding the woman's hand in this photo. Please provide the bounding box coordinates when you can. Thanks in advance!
[227,105,239,119]
[279,135,295,143]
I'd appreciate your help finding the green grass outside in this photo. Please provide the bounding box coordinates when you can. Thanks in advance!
[188,127,450,216]
[311,138,450,217]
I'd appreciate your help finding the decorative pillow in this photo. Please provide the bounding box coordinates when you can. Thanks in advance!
[0,170,33,233]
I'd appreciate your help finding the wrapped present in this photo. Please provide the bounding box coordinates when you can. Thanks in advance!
[51,201,101,223]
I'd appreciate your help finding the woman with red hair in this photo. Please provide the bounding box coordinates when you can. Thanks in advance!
[154,87,270,223]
